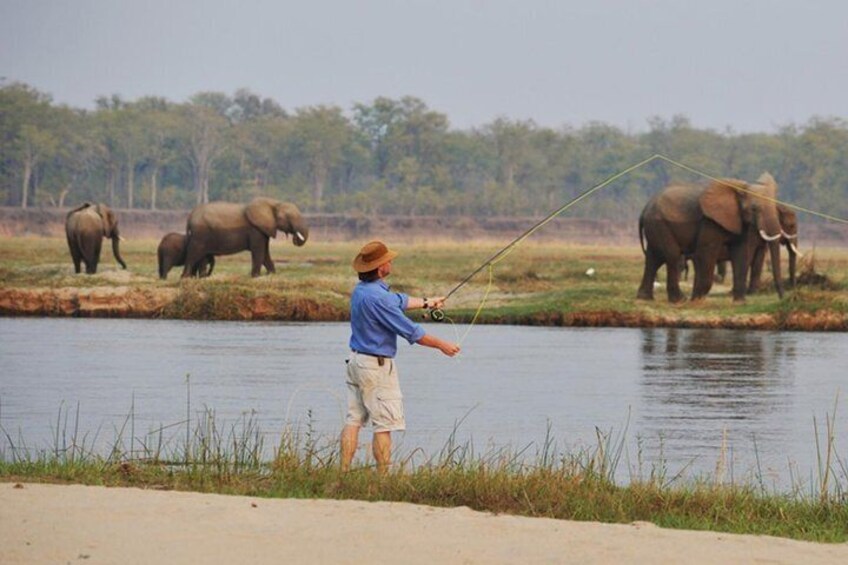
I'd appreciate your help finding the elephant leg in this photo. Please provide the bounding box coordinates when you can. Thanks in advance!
[691,248,720,301]
[747,244,766,294]
[157,249,169,280]
[664,252,686,303]
[181,240,206,278]
[728,244,749,303]
[85,238,102,274]
[715,261,727,283]
[250,245,265,277]
[159,258,172,280]
[67,236,82,274]
[198,256,215,278]
[263,239,275,274]
[636,247,663,301]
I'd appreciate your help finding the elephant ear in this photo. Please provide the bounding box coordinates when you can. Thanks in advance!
[245,198,278,238]
[699,178,747,234]
[95,204,113,237]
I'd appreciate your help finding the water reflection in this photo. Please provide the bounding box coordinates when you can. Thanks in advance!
[638,328,800,477]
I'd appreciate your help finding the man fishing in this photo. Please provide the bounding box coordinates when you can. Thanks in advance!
[341,240,461,472]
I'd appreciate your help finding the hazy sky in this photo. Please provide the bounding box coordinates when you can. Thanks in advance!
[2,1,847,132]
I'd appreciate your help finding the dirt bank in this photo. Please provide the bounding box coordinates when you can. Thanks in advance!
[2,483,847,565]
[0,287,346,321]
[2,287,846,330]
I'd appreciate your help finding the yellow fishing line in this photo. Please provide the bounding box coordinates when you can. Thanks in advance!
[447,153,848,346]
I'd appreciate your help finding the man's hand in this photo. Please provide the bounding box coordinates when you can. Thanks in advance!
[439,341,461,357]
[417,334,461,357]
[429,296,447,310]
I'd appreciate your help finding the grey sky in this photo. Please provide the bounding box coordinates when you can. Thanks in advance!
[2,0,846,132]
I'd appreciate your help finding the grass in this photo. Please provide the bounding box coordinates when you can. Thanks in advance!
[2,400,848,543]
[1,236,847,328]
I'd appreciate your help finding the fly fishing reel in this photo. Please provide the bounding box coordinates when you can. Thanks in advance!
[428,308,445,322]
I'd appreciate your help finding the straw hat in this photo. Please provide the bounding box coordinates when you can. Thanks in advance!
[352,240,398,273]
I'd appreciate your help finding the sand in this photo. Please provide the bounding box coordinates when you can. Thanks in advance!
[2,482,847,564]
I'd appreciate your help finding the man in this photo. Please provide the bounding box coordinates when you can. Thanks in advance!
[341,240,461,472]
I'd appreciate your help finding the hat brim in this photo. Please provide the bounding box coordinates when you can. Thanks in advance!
[352,249,398,273]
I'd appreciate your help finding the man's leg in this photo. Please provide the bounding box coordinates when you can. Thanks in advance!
[340,424,360,471]
[373,431,392,473]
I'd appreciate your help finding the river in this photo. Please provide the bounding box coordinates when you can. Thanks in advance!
[1,318,846,491]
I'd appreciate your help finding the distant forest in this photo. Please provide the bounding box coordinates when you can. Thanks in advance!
[2,81,848,222]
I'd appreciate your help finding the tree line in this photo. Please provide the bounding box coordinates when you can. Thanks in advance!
[2,81,848,222]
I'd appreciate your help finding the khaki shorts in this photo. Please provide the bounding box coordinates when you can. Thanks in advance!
[345,351,405,432]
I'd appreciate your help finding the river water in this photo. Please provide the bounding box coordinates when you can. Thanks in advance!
[1,318,846,491]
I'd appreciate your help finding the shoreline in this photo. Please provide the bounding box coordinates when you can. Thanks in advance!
[3,482,847,564]
[1,286,847,331]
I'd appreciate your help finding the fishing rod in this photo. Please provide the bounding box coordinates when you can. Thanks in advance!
[427,154,662,321]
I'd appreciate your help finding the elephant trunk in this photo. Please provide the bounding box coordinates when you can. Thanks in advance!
[112,234,127,270]
[787,241,798,288]
[293,229,307,247]
[768,240,783,298]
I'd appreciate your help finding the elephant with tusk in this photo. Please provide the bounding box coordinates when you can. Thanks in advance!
[637,172,785,303]
[65,202,127,274]
[181,197,309,278]
[747,203,800,292]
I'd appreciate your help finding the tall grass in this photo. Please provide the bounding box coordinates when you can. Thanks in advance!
[2,395,847,542]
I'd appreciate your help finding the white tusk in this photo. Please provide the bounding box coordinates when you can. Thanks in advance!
[295,231,305,242]
[118,236,126,241]
[759,229,781,242]
[789,242,802,258]
[781,230,798,240]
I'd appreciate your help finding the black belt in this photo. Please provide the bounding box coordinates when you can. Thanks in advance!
[351,349,390,366]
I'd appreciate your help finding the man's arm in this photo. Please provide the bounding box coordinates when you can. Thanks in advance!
[406,296,447,310]
[417,333,460,357]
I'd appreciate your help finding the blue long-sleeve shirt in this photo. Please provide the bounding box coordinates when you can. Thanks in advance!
[349,280,426,358]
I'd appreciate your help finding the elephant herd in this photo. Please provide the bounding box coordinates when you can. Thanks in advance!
[64,176,798,304]
[64,197,309,278]
[637,172,800,304]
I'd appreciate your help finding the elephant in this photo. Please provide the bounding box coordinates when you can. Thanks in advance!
[65,202,127,274]
[181,197,308,278]
[637,173,784,303]
[747,203,800,292]
[157,232,214,280]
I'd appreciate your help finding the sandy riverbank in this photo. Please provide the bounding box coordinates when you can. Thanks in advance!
[2,483,847,564]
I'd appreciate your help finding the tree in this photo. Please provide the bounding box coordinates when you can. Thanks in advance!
[134,97,179,209]
[484,117,534,188]
[291,105,352,209]
[0,82,56,207]
[177,95,230,204]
